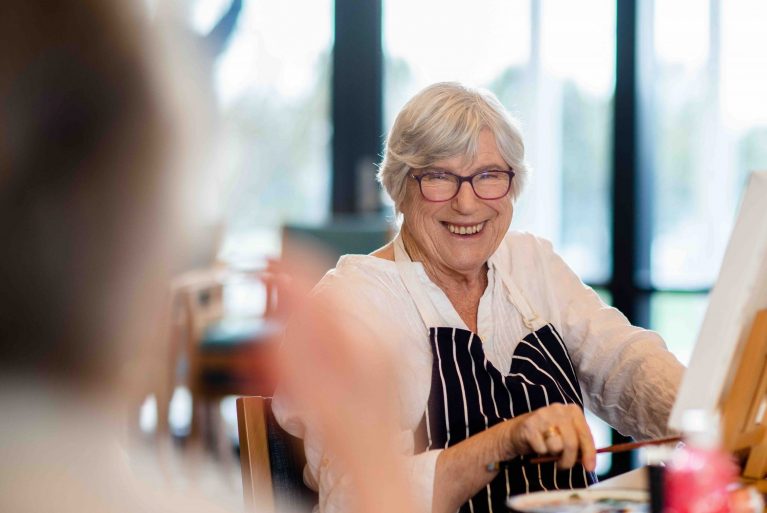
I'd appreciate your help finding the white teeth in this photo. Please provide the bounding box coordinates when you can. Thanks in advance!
[447,222,485,235]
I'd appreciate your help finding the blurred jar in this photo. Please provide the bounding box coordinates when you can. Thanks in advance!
[665,410,738,513]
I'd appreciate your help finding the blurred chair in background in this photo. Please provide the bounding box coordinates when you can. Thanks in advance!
[164,268,282,453]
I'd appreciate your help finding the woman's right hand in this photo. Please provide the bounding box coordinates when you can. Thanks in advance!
[503,403,597,472]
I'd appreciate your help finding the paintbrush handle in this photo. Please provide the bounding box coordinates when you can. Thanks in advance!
[527,435,682,465]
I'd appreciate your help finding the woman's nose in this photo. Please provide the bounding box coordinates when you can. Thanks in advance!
[451,181,480,212]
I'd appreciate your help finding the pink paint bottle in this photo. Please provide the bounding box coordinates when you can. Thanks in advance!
[665,410,738,513]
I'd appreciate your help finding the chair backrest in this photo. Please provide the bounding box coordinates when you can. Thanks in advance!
[236,396,316,513]
[184,279,225,340]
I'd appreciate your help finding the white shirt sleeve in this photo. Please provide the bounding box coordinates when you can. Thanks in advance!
[534,236,685,439]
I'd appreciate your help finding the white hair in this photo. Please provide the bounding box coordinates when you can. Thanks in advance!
[377,82,529,214]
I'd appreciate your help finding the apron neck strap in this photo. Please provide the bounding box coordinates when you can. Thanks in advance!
[490,242,543,331]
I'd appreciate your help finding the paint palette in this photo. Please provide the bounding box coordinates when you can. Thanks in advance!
[507,488,648,513]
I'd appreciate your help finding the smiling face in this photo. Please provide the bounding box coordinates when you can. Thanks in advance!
[400,129,513,279]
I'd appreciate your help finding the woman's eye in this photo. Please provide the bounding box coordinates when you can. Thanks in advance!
[425,173,451,182]
[477,171,501,181]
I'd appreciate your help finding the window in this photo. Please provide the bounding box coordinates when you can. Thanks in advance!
[647,0,767,289]
[190,0,333,265]
[650,292,708,365]
[644,0,767,363]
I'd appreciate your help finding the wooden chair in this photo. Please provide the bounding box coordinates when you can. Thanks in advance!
[236,396,316,513]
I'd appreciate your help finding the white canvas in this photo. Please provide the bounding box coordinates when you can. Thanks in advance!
[669,170,767,430]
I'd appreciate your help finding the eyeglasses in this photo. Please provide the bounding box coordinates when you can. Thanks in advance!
[410,169,515,202]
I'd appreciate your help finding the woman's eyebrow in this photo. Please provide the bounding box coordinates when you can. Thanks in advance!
[473,162,510,172]
[423,166,451,173]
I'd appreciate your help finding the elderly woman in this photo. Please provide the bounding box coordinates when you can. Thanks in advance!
[275,82,684,513]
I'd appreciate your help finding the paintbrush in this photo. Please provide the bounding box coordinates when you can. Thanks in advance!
[527,435,682,465]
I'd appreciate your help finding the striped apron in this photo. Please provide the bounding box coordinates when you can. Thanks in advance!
[394,237,596,513]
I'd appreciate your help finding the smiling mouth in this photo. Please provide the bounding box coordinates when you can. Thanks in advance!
[444,221,486,235]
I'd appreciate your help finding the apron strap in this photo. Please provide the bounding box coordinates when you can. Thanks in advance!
[393,235,445,329]
[491,241,546,332]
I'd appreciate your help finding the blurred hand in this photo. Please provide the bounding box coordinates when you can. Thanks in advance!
[504,402,596,472]
[270,242,418,513]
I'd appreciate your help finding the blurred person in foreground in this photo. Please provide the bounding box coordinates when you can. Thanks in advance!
[0,2,417,512]
[0,1,212,511]
[275,250,419,513]
[274,82,686,513]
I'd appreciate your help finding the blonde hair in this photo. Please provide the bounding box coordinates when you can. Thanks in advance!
[377,82,528,213]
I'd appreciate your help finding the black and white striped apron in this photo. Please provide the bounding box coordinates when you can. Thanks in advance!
[394,237,596,513]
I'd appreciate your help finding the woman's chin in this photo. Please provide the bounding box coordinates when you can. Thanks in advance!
[440,252,491,275]
[438,232,500,266]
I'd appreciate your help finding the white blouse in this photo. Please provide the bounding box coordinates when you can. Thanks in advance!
[273,231,685,513]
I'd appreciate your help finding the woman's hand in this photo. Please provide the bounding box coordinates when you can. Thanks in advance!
[273,245,419,513]
[433,403,596,513]
[504,403,597,472]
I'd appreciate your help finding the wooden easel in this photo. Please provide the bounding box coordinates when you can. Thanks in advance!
[720,309,767,491]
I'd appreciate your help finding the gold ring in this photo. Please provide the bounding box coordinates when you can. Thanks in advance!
[542,426,560,441]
